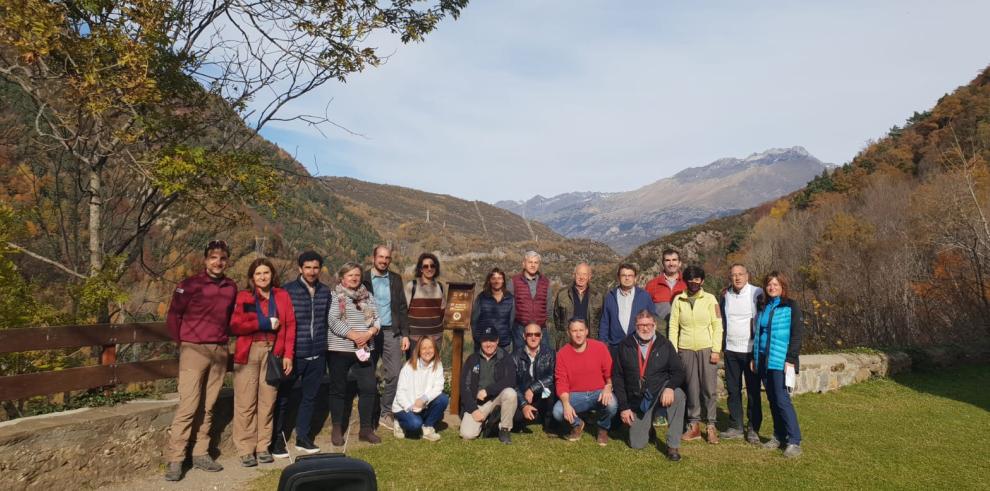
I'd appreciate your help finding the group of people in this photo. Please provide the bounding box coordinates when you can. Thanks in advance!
[162,242,803,482]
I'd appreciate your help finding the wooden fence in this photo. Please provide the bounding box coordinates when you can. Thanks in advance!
[0,323,182,401]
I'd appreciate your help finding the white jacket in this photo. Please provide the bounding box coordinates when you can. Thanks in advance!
[392,359,446,414]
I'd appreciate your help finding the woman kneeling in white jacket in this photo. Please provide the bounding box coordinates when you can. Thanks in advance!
[392,336,449,441]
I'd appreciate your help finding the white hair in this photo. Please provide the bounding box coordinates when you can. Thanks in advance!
[524,251,541,261]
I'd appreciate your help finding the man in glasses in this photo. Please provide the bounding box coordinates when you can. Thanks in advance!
[164,240,238,481]
[600,263,656,350]
[613,310,687,461]
[512,323,556,434]
[362,245,410,433]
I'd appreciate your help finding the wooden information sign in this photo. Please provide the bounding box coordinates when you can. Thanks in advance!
[443,282,475,414]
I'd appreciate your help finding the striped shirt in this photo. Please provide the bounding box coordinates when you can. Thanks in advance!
[327,287,380,353]
[405,279,446,337]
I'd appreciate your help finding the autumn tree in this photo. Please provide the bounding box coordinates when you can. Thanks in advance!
[0,0,467,321]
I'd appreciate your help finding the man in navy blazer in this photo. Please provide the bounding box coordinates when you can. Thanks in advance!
[599,263,657,348]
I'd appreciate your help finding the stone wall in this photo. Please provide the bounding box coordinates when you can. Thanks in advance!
[0,389,235,491]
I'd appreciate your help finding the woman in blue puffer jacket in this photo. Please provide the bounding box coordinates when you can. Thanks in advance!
[751,271,804,458]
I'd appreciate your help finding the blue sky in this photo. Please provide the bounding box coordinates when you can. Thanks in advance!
[259,0,990,202]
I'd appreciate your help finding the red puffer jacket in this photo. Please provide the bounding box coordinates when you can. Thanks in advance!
[230,287,296,364]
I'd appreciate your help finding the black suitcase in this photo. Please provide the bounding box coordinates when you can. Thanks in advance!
[276,453,377,491]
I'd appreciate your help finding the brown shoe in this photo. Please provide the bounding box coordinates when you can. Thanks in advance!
[681,422,702,442]
[566,420,585,442]
[331,424,344,446]
[358,427,381,444]
[706,425,720,444]
[596,428,609,446]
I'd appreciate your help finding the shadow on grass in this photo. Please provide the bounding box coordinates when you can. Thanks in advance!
[890,364,990,412]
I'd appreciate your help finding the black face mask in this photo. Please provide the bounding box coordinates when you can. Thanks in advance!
[686,282,703,294]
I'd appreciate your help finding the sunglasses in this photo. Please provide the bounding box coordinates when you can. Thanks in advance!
[421,263,436,270]
[525,332,542,338]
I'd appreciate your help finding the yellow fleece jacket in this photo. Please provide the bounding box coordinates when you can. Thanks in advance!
[668,290,723,353]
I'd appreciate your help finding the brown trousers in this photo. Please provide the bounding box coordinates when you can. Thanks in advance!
[165,343,228,462]
[233,341,278,456]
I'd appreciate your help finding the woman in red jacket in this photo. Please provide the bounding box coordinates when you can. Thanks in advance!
[229,257,296,467]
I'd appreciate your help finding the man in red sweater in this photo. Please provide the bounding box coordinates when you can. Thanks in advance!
[164,241,238,482]
[552,318,618,446]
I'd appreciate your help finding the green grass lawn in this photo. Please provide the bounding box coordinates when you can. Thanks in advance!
[252,365,990,490]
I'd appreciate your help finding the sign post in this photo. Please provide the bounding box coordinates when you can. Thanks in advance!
[442,282,475,415]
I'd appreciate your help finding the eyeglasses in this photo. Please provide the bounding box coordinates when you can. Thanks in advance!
[525,332,542,338]
[421,263,436,270]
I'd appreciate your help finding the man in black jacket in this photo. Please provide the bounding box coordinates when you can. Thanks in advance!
[613,310,687,461]
[362,245,410,431]
[513,323,556,433]
[459,326,517,444]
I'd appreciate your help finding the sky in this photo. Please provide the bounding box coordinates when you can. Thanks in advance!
[258,0,990,203]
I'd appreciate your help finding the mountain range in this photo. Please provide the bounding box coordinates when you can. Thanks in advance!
[495,146,830,254]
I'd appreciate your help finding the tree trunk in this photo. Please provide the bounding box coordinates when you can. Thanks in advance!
[88,165,103,275]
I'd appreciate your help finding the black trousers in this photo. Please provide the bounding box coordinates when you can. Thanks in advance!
[273,353,328,444]
[328,351,377,429]
[723,350,763,433]
[513,392,555,429]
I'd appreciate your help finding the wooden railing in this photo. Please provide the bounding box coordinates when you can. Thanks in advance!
[0,322,181,401]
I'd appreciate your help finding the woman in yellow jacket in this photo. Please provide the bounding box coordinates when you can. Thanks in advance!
[669,265,723,444]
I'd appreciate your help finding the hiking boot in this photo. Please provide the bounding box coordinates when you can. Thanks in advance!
[379,413,394,430]
[783,444,803,458]
[566,420,586,442]
[706,425,720,444]
[498,428,512,444]
[257,451,274,464]
[331,424,345,446]
[681,422,702,442]
[422,426,441,442]
[271,440,289,459]
[762,437,783,450]
[191,454,223,472]
[358,427,381,444]
[240,454,257,467]
[295,438,319,454]
[745,429,761,445]
[596,428,609,447]
[393,424,405,439]
[719,427,744,440]
[163,462,183,481]
[666,448,681,462]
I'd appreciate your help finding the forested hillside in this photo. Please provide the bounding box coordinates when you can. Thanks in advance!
[627,65,990,352]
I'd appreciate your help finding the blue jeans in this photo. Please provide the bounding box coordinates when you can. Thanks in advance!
[762,368,801,445]
[552,389,618,431]
[394,394,450,437]
[511,323,550,353]
[273,353,326,444]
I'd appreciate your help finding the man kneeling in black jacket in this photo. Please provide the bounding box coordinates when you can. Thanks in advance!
[513,323,556,434]
[460,326,517,444]
[613,310,687,461]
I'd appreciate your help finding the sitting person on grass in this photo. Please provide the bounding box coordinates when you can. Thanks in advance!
[552,318,617,446]
[459,326,517,444]
[392,336,449,441]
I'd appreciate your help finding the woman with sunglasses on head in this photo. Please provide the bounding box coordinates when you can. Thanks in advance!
[752,271,804,458]
[405,253,447,354]
[391,336,449,441]
[229,257,296,468]
[470,268,515,352]
[327,262,381,445]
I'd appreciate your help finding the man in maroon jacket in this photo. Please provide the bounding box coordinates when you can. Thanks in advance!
[164,240,238,482]
[506,251,553,352]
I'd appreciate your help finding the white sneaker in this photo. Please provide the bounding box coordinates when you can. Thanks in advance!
[422,426,441,442]
[393,424,405,439]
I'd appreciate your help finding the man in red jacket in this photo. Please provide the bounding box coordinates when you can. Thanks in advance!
[164,241,238,482]
[645,248,687,330]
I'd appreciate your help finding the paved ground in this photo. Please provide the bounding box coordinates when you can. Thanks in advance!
[100,412,463,490]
